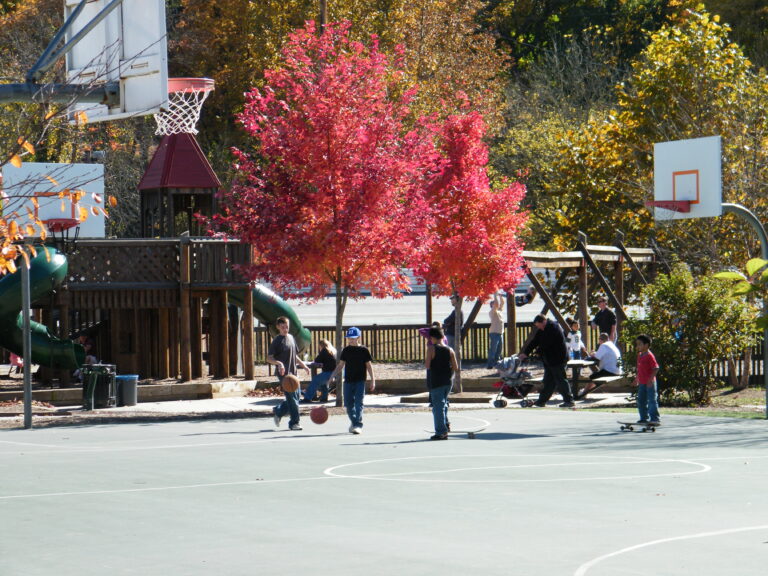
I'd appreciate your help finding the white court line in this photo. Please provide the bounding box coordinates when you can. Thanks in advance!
[0,440,69,449]
[574,525,768,576]
[324,454,711,483]
[0,475,333,501]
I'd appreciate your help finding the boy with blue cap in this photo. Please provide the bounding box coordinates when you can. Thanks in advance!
[330,327,376,434]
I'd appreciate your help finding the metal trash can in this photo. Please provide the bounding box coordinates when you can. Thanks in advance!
[82,364,117,410]
[116,374,139,407]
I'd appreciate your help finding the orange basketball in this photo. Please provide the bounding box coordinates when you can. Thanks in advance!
[281,374,300,393]
[310,406,329,425]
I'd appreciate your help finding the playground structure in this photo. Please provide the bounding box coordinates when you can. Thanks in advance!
[0,230,657,384]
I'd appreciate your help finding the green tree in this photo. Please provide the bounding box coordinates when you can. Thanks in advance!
[622,264,757,405]
[541,7,768,264]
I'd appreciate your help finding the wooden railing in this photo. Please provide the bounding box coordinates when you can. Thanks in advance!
[251,323,764,383]
[65,238,252,289]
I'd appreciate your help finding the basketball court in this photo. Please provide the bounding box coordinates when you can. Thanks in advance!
[1,409,767,575]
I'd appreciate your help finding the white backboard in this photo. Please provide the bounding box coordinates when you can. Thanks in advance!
[65,0,168,123]
[653,135,722,220]
[1,163,106,238]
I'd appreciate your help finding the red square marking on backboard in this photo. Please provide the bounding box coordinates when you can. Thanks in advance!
[672,170,700,205]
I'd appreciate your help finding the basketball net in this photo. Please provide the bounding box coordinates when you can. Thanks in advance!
[153,78,215,136]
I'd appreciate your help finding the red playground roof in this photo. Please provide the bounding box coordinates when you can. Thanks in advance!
[138,132,222,190]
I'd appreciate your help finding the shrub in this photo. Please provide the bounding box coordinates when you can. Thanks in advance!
[621,264,757,406]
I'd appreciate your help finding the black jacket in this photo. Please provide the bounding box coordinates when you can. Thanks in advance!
[523,320,568,366]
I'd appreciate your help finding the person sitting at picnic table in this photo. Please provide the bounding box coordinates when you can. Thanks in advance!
[577,332,622,398]
[301,339,337,403]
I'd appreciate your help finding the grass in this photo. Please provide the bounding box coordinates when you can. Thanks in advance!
[585,386,767,420]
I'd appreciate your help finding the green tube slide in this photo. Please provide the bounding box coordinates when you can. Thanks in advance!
[229,284,312,352]
[0,247,85,370]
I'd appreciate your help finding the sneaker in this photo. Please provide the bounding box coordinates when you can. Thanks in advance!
[351,427,362,435]
[430,434,448,440]
[636,420,648,425]
[349,424,356,433]
[289,423,303,431]
[273,408,282,428]
[559,402,575,408]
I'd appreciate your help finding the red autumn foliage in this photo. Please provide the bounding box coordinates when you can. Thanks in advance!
[414,107,528,299]
[215,21,430,302]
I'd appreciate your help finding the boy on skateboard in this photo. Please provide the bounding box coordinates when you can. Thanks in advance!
[634,334,660,425]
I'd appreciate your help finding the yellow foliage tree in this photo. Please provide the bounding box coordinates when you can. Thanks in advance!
[542,7,768,268]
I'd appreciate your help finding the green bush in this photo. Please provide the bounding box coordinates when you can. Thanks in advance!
[621,264,757,406]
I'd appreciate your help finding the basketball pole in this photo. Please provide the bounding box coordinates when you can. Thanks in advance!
[722,203,768,420]
[21,244,33,429]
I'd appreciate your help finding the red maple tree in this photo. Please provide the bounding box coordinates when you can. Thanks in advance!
[214,21,431,372]
[414,105,528,386]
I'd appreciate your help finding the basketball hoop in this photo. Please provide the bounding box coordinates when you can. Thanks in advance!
[153,78,215,136]
[45,218,80,254]
[645,200,692,213]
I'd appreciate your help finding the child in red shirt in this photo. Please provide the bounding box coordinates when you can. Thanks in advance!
[634,334,660,424]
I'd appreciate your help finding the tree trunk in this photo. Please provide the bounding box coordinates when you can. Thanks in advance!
[454,298,463,392]
[334,270,347,407]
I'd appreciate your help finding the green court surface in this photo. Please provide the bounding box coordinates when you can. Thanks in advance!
[1,409,767,576]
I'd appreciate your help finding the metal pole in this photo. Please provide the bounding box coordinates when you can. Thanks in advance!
[722,203,768,419]
[21,251,33,429]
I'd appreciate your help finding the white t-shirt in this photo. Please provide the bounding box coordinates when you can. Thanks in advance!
[594,341,621,374]
[566,331,583,353]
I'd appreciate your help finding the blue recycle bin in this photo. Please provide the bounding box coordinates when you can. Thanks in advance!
[116,374,139,407]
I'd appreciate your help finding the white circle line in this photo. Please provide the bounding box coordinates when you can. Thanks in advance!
[324,454,711,483]
[574,525,768,576]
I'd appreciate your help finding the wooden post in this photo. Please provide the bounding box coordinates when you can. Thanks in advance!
[228,303,239,374]
[191,297,203,378]
[243,288,254,380]
[60,303,71,386]
[158,309,170,378]
[578,263,589,351]
[614,256,624,348]
[217,291,230,378]
[425,285,432,325]
[179,237,192,381]
[506,292,516,355]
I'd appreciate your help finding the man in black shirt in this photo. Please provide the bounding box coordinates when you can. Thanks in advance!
[519,314,574,408]
[591,296,617,342]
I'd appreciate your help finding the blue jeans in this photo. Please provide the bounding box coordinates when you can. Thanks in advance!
[344,381,366,428]
[637,382,660,422]
[487,333,503,368]
[275,377,300,426]
[430,384,451,435]
[304,371,331,401]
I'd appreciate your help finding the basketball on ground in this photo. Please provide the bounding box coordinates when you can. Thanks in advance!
[281,374,300,393]
[310,406,329,425]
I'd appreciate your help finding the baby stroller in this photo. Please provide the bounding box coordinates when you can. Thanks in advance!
[492,355,534,408]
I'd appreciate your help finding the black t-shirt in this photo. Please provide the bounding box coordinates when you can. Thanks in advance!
[593,308,617,334]
[340,345,373,383]
[314,348,337,373]
[429,345,453,389]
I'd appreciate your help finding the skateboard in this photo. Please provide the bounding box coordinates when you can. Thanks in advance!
[618,420,660,433]
[424,427,487,439]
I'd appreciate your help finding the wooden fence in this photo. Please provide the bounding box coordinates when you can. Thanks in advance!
[252,323,764,382]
